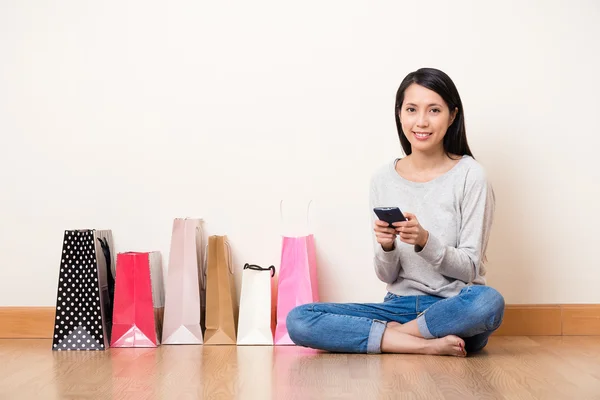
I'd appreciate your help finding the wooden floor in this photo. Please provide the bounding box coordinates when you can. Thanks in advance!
[1,337,600,399]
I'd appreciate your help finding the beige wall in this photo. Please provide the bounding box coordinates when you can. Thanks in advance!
[1,0,598,306]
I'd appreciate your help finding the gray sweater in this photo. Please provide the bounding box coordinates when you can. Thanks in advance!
[370,155,495,298]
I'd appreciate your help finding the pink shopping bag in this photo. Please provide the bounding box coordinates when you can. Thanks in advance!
[111,252,164,348]
[274,201,319,345]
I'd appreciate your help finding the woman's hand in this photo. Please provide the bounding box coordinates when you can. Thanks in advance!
[374,220,397,251]
[393,213,429,248]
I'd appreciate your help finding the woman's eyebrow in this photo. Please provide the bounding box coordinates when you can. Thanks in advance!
[405,102,443,107]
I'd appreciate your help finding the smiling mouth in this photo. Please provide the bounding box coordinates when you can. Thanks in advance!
[413,131,432,140]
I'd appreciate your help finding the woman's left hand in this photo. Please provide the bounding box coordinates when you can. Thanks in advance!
[393,213,429,248]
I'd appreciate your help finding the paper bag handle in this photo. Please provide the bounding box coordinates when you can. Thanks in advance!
[196,224,206,291]
[97,237,112,277]
[224,239,233,274]
[243,263,275,278]
[97,236,115,310]
[203,244,208,290]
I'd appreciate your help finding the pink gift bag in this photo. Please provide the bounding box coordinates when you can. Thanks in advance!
[111,252,164,348]
[274,201,320,345]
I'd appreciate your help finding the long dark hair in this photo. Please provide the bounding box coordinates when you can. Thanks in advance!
[394,68,474,159]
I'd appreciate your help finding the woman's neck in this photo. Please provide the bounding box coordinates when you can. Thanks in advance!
[406,147,449,171]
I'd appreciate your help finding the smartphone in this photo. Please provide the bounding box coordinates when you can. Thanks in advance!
[373,207,407,227]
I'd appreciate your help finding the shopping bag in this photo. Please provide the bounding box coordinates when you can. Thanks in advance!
[274,201,320,345]
[162,218,206,345]
[204,235,238,345]
[236,263,276,345]
[52,229,116,351]
[110,251,165,347]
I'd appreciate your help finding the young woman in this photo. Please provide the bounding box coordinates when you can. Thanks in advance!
[286,68,504,357]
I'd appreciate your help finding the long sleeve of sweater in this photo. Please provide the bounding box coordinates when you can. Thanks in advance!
[415,166,495,283]
[370,176,402,284]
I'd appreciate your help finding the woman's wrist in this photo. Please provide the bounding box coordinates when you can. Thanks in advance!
[418,230,429,248]
[381,242,395,252]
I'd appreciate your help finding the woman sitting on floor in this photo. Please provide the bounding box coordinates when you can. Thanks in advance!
[286,67,505,357]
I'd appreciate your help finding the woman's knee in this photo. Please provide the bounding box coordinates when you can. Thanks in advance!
[468,286,505,331]
[286,304,314,345]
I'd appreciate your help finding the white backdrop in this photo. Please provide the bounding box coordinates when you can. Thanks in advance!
[1,0,599,306]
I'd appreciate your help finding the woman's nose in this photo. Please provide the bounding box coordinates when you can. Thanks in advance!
[416,112,429,127]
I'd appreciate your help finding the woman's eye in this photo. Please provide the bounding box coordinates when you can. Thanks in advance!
[430,108,441,113]
[406,107,416,112]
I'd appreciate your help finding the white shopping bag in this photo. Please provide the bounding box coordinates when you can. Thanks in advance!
[236,263,276,345]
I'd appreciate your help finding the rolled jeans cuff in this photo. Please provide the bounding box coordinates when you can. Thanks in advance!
[417,314,435,339]
[367,319,387,353]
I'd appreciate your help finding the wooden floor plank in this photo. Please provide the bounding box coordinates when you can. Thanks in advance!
[469,346,538,400]
[529,336,600,397]
[492,336,600,399]
[1,338,600,399]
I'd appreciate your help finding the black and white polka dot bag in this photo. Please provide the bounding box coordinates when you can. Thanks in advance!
[51,229,115,351]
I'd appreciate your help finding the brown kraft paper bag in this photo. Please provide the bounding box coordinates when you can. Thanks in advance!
[204,235,238,345]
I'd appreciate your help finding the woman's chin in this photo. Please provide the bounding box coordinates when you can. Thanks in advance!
[409,141,441,152]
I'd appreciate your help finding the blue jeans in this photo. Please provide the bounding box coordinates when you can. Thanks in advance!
[286,285,505,354]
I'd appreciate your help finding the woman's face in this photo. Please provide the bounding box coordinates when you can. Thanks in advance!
[399,83,457,154]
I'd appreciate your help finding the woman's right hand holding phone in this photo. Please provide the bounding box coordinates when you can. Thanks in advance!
[374,220,397,252]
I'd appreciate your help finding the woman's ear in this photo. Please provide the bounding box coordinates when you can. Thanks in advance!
[449,107,458,126]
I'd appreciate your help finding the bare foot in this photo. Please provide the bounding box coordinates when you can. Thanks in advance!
[381,329,467,357]
[426,335,466,357]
